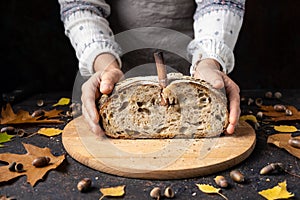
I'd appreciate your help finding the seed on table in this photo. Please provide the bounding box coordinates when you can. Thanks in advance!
[214,175,228,188]
[260,163,284,175]
[255,98,263,106]
[77,178,92,192]
[265,91,273,98]
[32,156,50,167]
[274,92,282,99]
[150,187,161,199]
[36,99,44,107]
[0,126,15,134]
[288,138,300,149]
[164,186,175,198]
[285,109,293,116]
[256,111,264,119]
[273,104,286,112]
[31,109,45,117]
[230,170,245,183]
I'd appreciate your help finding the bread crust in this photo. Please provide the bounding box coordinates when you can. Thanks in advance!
[98,73,228,139]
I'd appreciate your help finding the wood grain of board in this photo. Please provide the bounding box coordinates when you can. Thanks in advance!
[62,116,256,179]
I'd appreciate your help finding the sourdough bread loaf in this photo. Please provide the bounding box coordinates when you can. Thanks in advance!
[98,73,228,139]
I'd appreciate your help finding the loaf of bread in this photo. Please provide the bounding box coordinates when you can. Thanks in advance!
[98,73,228,139]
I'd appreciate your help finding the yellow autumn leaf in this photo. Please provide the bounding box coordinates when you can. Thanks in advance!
[196,184,228,200]
[274,125,298,133]
[52,98,70,107]
[240,115,258,123]
[37,128,62,137]
[99,185,126,200]
[258,180,294,200]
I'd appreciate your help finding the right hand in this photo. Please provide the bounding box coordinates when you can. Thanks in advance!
[81,53,124,135]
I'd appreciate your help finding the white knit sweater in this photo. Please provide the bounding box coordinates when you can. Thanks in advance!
[58,0,245,77]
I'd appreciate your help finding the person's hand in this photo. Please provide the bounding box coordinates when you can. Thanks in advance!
[81,53,124,135]
[193,58,240,134]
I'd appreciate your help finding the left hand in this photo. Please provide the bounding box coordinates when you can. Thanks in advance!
[193,58,240,134]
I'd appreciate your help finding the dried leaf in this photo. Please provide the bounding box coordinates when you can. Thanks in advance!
[258,180,294,200]
[99,185,126,200]
[0,104,63,125]
[274,125,298,133]
[267,134,300,159]
[0,143,65,186]
[52,98,70,107]
[196,184,228,200]
[37,128,62,137]
[260,105,300,121]
[0,133,14,147]
[239,115,258,123]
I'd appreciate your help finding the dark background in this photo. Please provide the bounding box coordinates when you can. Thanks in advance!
[1,0,299,96]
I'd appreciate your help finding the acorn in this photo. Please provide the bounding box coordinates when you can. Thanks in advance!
[285,109,293,116]
[265,91,273,99]
[15,163,24,172]
[273,104,286,112]
[288,138,300,149]
[77,178,92,192]
[230,170,245,183]
[255,98,263,107]
[274,92,282,99]
[0,126,16,134]
[32,156,50,167]
[150,187,161,200]
[214,175,228,188]
[164,186,175,198]
[31,109,45,117]
[8,162,17,172]
[260,163,284,175]
[36,99,44,107]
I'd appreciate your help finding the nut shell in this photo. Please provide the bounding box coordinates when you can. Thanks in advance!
[230,170,245,183]
[164,187,175,198]
[150,187,161,199]
[32,156,50,167]
[77,178,92,192]
[214,175,228,188]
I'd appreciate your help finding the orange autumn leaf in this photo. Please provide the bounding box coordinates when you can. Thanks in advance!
[0,143,65,186]
[260,105,300,122]
[267,134,300,159]
[0,104,63,125]
[258,180,294,200]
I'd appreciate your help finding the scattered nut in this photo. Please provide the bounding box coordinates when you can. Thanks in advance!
[16,129,27,137]
[31,109,45,117]
[214,175,228,188]
[255,98,263,106]
[164,186,175,198]
[288,138,300,149]
[36,99,44,107]
[15,163,24,172]
[260,163,284,175]
[8,162,16,172]
[77,178,92,192]
[285,109,293,116]
[265,91,273,99]
[247,98,254,106]
[150,187,161,200]
[0,126,16,134]
[256,111,264,119]
[274,92,282,99]
[273,104,286,112]
[32,156,50,167]
[230,170,245,183]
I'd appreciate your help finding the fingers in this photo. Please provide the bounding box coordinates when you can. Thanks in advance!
[100,68,124,94]
[221,73,241,134]
[82,103,105,136]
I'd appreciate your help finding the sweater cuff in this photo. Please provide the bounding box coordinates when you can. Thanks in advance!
[188,38,234,75]
[78,41,122,77]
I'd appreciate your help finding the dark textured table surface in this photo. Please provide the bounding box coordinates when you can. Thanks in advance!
[0,90,300,200]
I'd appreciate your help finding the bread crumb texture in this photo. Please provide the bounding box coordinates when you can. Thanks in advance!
[99,73,228,139]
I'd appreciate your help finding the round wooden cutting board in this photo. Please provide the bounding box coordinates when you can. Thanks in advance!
[62,116,256,179]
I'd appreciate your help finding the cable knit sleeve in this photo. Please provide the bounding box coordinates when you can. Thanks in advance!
[58,0,122,77]
[188,0,245,75]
